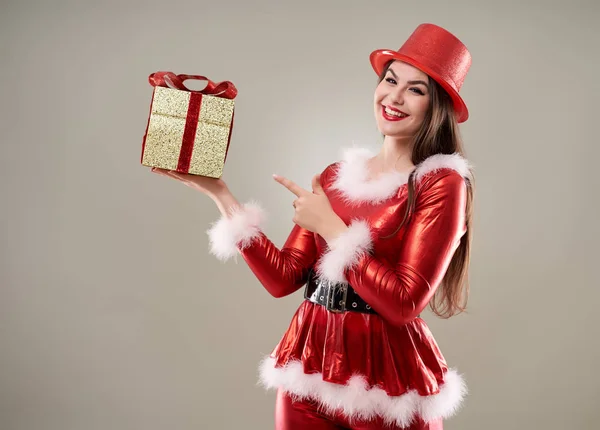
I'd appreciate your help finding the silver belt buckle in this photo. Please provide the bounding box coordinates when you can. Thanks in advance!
[325,281,348,313]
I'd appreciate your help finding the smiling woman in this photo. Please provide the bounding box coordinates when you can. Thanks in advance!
[152,23,475,430]
[375,62,432,138]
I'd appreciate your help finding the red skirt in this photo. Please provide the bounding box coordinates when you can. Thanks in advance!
[259,300,466,428]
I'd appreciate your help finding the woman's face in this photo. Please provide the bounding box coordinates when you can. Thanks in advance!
[374,61,431,139]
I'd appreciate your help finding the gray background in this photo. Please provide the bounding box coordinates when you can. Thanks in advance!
[1,0,598,429]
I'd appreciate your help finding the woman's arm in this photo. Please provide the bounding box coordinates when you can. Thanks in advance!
[207,186,318,298]
[316,169,468,326]
[151,168,318,299]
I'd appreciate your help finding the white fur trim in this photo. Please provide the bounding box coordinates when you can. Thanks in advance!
[206,201,266,261]
[418,369,467,422]
[331,147,410,205]
[258,356,467,428]
[315,219,373,284]
[414,152,473,183]
[331,147,472,204]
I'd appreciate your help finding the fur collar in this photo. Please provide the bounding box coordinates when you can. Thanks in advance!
[329,147,472,205]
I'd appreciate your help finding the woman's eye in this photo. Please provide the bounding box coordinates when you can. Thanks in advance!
[410,87,425,95]
[385,77,397,84]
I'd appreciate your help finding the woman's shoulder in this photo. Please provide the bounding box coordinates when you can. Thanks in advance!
[316,161,342,188]
[410,153,473,210]
[315,147,373,190]
[413,152,473,192]
[414,152,472,182]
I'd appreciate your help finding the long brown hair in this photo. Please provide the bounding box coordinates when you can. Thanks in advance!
[379,61,475,319]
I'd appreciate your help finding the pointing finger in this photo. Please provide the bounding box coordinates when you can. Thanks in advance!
[273,174,307,197]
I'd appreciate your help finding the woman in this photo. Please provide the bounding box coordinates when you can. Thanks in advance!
[153,23,474,430]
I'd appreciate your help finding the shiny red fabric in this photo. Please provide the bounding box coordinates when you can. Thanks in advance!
[240,162,467,397]
[276,389,443,430]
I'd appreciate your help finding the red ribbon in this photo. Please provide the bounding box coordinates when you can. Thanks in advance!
[148,72,238,99]
[145,71,237,174]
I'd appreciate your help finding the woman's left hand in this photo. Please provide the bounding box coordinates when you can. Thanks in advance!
[273,173,348,242]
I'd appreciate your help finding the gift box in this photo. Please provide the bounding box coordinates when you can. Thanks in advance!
[141,72,237,178]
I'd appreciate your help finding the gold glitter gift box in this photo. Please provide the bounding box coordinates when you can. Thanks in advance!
[141,72,238,178]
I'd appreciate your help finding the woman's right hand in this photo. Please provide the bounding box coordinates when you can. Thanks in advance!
[151,167,228,198]
[151,167,241,217]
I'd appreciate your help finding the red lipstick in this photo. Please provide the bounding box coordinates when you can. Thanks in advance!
[381,105,409,122]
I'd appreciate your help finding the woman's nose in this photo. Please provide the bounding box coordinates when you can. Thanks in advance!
[389,87,405,104]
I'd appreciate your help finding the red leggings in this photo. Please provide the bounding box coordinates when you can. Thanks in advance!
[275,389,443,430]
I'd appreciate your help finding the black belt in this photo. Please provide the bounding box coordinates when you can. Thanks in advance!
[303,270,377,314]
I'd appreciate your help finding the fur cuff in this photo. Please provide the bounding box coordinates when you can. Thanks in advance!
[315,219,373,284]
[206,201,266,261]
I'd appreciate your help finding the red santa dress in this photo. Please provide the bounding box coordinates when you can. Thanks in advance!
[206,146,471,428]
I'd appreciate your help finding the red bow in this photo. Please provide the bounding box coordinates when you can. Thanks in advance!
[149,71,237,99]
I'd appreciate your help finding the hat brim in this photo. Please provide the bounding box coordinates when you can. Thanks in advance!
[370,49,469,123]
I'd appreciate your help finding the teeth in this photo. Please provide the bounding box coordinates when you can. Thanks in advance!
[385,107,407,117]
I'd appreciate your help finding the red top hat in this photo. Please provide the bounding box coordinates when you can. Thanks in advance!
[370,23,472,123]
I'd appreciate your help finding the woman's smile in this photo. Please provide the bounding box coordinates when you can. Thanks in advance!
[381,105,409,121]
